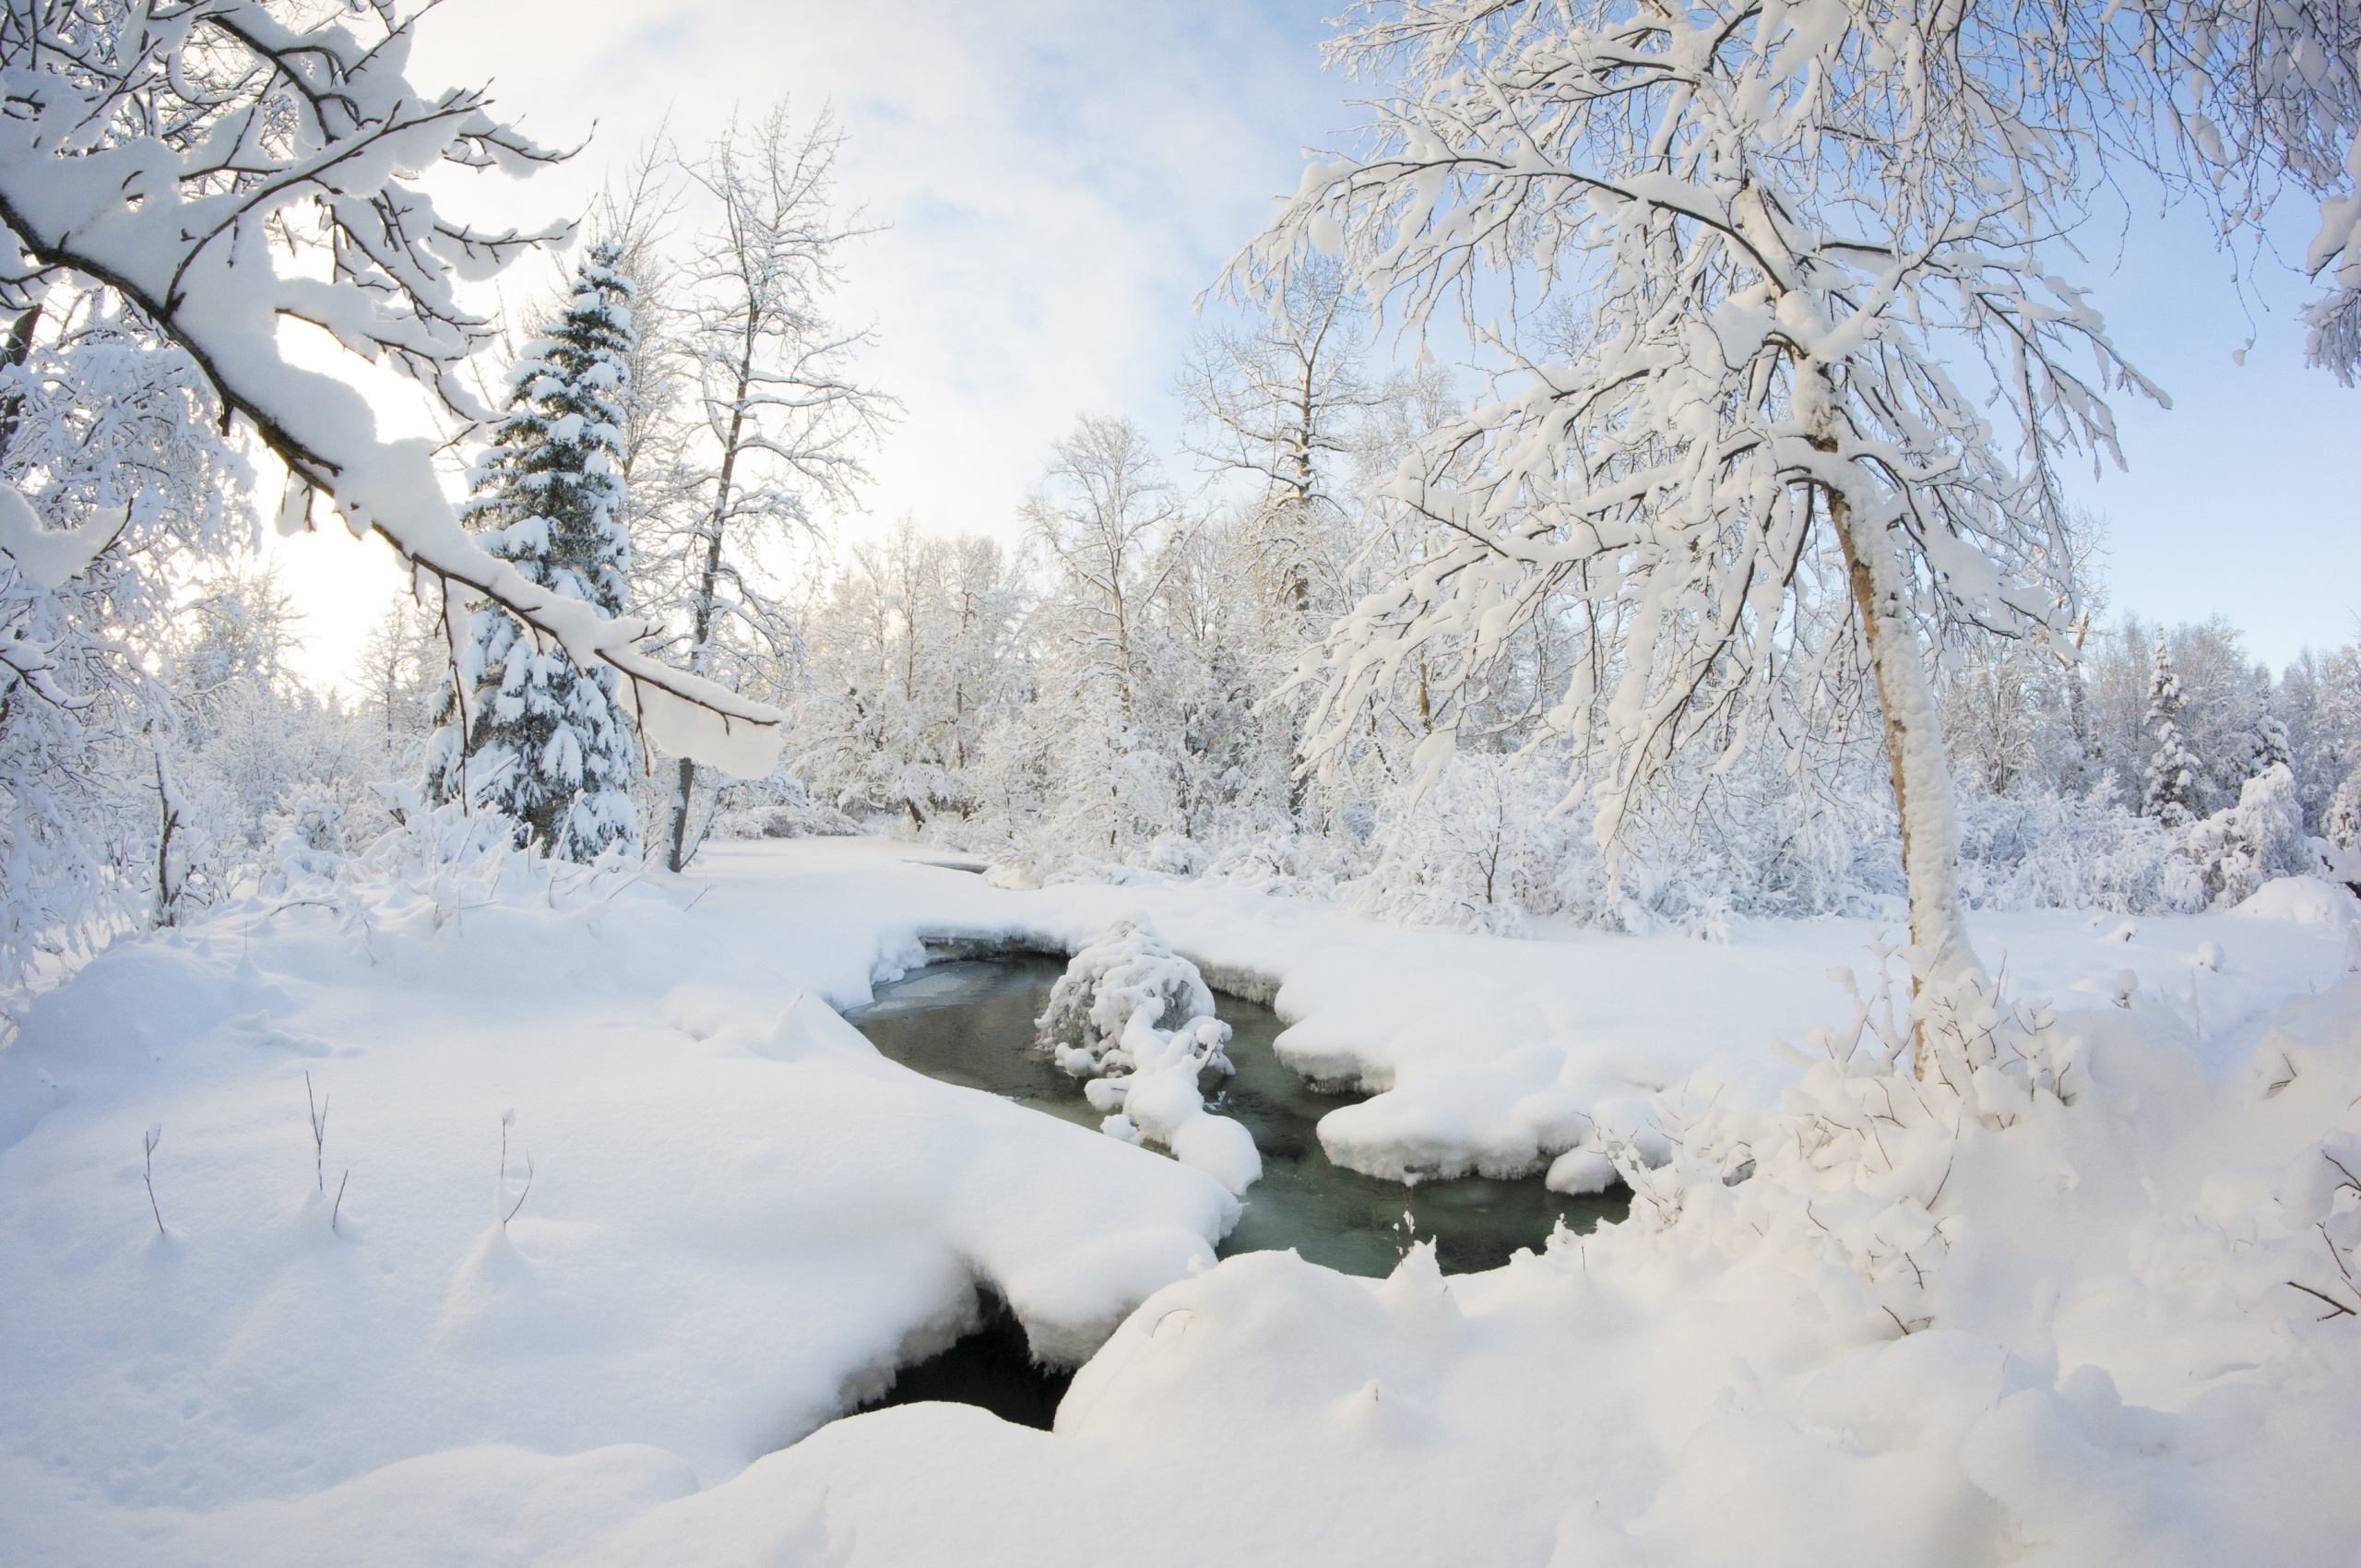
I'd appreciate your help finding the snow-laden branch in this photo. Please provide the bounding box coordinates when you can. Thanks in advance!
[0,2,781,775]
[1234,0,2168,991]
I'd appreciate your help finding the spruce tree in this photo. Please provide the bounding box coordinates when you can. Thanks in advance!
[2328,768,2361,852]
[2248,712,2293,777]
[2142,629,2203,828]
[428,241,642,861]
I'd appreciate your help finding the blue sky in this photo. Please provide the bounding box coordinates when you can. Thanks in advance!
[274,0,2355,681]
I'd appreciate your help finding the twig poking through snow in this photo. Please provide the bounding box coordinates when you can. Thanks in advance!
[497,1111,533,1229]
[332,1170,350,1236]
[502,1154,534,1229]
[142,1124,163,1237]
[305,1072,328,1192]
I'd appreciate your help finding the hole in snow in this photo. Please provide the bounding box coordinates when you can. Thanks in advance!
[853,1289,1071,1431]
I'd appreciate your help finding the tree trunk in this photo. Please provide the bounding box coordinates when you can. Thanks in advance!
[668,332,756,874]
[1828,486,1982,1057]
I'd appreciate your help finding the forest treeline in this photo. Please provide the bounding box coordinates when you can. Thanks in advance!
[4,6,2358,995]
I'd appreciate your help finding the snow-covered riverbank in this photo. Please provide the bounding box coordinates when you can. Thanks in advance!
[5,838,2357,1563]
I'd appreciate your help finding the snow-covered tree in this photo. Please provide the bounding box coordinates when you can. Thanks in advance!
[645,105,892,871]
[2187,764,2310,905]
[2328,767,2361,852]
[352,597,445,761]
[429,242,642,863]
[1230,0,2150,996]
[1178,262,1454,826]
[1021,418,1192,859]
[160,564,386,916]
[791,521,1024,829]
[2142,631,2205,828]
[0,280,252,978]
[0,1,777,772]
[1179,259,1400,628]
[2249,711,2295,778]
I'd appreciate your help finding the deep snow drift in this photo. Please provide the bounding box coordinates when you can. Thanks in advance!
[4,838,2357,1564]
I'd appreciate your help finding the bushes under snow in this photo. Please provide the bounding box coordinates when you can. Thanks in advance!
[1036,920,1261,1194]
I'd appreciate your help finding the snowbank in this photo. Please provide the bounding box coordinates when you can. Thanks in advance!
[0,843,1237,1559]
[2231,873,2361,926]
[7,837,2358,1562]
[557,971,2361,1567]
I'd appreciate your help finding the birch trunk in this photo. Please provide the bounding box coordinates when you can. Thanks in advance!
[1828,485,1983,1067]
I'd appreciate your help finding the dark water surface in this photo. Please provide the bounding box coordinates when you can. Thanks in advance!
[847,956,1628,1278]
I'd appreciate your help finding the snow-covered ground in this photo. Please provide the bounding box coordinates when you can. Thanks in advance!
[5,838,2357,1563]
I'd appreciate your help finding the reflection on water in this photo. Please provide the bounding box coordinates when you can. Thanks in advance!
[848,956,1629,1277]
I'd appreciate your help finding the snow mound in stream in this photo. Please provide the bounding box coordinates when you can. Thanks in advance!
[1038,921,1262,1195]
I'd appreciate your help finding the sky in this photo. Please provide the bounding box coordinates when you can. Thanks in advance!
[267,0,2356,685]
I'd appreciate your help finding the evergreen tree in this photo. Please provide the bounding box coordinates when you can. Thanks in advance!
[2328,768,2361,853]
[2142,629,2203,828]
[2249,711,2294,777]
[428,242,642,862]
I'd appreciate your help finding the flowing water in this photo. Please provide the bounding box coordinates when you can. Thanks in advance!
[846,955,1628,1278]
[837,954,1629,1431]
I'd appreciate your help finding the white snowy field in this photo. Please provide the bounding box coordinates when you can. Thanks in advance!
[4,838,2358,1564]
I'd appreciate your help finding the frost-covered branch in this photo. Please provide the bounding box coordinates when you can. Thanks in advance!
[1231,0,2166,992]
[0,2,781,773]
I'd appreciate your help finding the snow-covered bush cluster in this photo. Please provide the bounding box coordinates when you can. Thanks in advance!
[1037,920,1260,1194]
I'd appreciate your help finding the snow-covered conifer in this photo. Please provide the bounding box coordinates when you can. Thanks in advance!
[2329,769,2361,853]
[2142,632,2204,828]
[2249,712,2294,777]
[429,243,642,863]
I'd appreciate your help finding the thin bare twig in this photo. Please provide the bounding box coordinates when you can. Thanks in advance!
[142,1124,164,1237]
[305,1071,327,1191]
[2286,1280,2357,1320]
[501,1152,534,1229]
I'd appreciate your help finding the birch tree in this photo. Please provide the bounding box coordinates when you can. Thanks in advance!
[1229,0,2155,994]
[647,105,890,871]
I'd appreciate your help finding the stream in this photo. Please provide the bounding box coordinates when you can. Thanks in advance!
[839,954,1628,1430]
[848,954,1629,1277]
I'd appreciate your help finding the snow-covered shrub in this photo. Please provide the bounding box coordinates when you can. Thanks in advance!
[703,771,859,842]
[1146,835,1204,876]
[1610,941,2084,1335]
[1035,920,1260,1194]
[1036,919,1220,1076]
[1353,753,1572,934]
[1089,1010,1262,1196]
[1955,782,2206,914]
[1202,828,1357,901]
[2187,764,2311,906]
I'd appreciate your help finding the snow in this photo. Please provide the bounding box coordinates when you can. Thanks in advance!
[5,837,2358,1562]
[0,491,124,592]
[2231,873,2361,926]
[1037,920,1262,1194]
